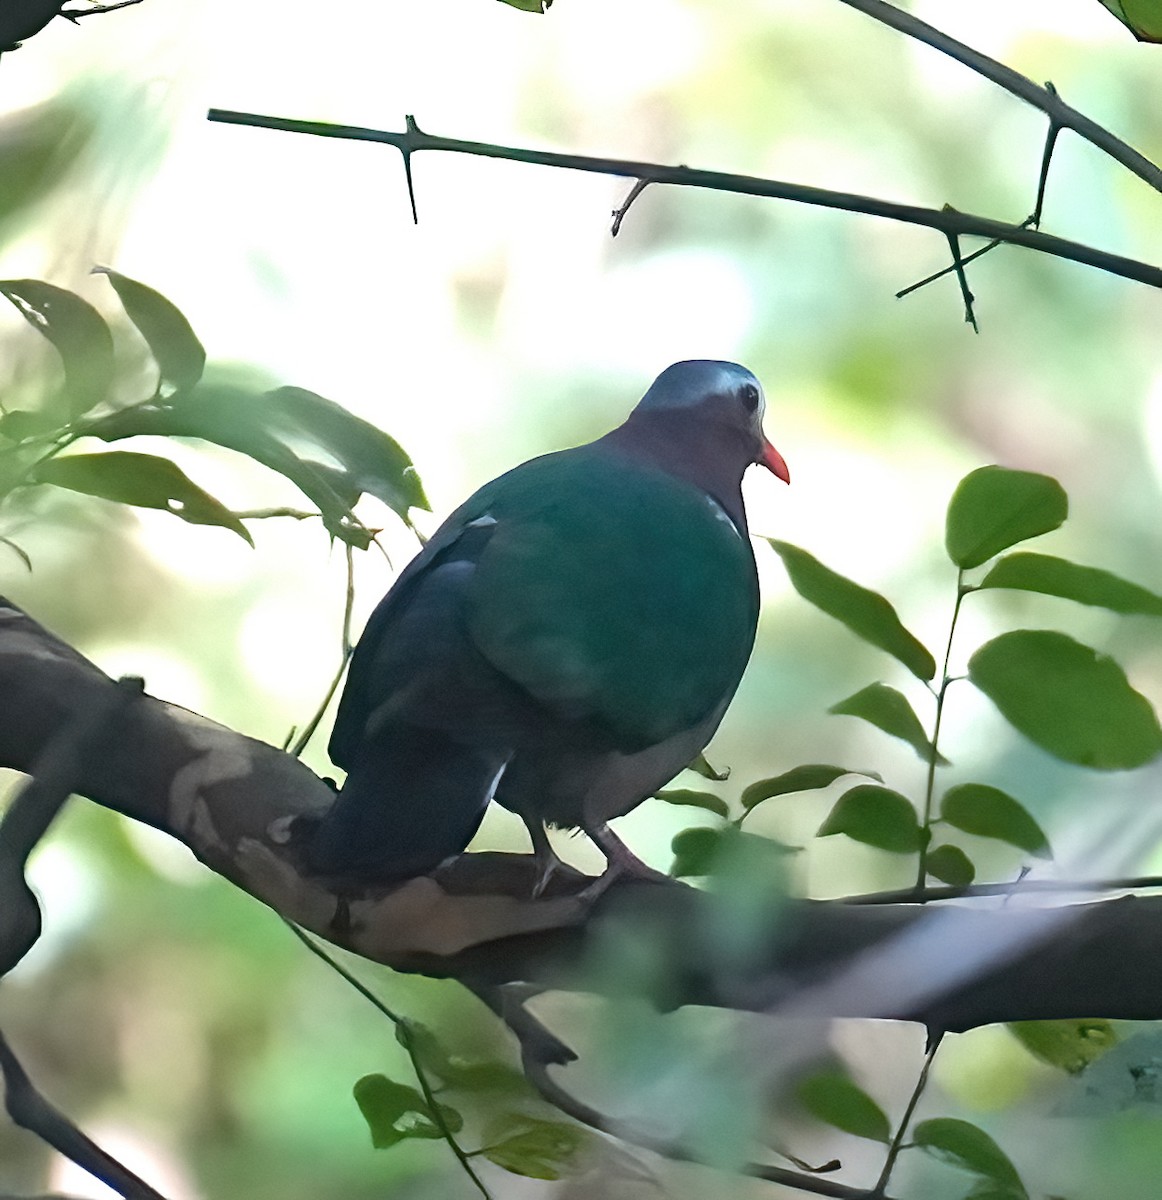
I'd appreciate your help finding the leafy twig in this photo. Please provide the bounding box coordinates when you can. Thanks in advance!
[284,921,493,1200]
[915,572,967,890]
[869,1032,942,1198]
[205,109,1162,292]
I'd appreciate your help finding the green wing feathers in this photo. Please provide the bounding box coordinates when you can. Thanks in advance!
[466,450,759,748]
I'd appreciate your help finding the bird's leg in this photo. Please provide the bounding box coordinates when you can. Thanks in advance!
[579,820,673,899]
[520,813,569,898]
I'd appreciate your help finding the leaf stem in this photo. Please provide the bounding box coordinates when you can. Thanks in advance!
[869,1032,942,1198]
[916,572,966,889]
[284,921,493,1200]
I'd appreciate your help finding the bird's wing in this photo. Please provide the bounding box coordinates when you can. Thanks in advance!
[330,446,760,765]
[464,448,760,750]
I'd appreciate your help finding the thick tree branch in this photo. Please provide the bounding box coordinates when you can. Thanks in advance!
[205,109,1162,292]
[2,597,1162,1038]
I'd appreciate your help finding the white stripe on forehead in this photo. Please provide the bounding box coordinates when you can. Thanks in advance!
[637,360,765,414]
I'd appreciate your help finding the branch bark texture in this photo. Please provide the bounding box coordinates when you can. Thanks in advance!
[1,596,1160,1036]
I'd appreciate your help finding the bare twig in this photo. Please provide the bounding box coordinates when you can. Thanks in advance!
[843,874,1162,906]
[0,1029,168,1200]
[611,178,651,236]
[869,1033,942,1198]
[897,85,1064,300]
[233,507,321,522]
[834,0,1162,194]
[288,541,357,758]
[59,0,144,22]
[205,109,1162,292]
[943,228,979,332]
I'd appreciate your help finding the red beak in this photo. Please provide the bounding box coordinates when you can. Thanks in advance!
[758,438,790,484]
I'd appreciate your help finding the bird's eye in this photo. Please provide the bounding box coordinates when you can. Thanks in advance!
[740,383,760,413]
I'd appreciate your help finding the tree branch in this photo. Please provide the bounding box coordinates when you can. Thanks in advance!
[3,596,1162,1038]
[205,109,1162,292]
[835,0,1162,195]
[0,1030,168,1200]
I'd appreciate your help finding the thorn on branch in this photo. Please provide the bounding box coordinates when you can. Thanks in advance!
[401,114,421,224]
[611,178,651,236]
[942,224,978,332]
[59,0,145,23]
[1032,82,1063,228]
[895,214,1037,300]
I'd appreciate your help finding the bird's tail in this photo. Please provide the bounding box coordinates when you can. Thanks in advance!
[306,726,507,881]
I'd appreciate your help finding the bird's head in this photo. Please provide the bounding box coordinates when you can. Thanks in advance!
[636,360,790,484]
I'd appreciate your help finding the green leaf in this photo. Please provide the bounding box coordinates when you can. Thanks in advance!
[0,101,94,231]
[481,1115,586,1181]
[940,784,1051,858]
[31,451,254,545]
[1053,1028,1162,1116]
[687,751,730,781]
[829,683,948,765]
[440,1060,531,1097]
[352,1074,462,1150]
[818,785,922,853]
[1095,0,1162,41]
[945,466,1067,570]
[969,630,1162,769]
[740,764,882,812]
[264,385,428,518]
[979,552,1162,617]
[1007,1019,1118,1074]
[395,1021,533,1096]
[796,1070,891,1142]
[913,1118,1025,1192]
[0,409,60,442]
[768,540,935,681]
[94,266,206,390]
[670,826,726,877]
[925,844,976,886]
[88,381,426,543]
[653,788,729,818]
[497,0,554,10]
[962,1186,1029,1200]
[0,279,113,417]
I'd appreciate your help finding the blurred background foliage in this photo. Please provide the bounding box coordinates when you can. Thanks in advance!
[3,0,1162,1197]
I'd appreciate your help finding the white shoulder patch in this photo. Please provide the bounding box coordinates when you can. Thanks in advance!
[466,514,498,529]
[706,495,743,538]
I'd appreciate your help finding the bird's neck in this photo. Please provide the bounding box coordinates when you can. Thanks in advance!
[597,411,751,533]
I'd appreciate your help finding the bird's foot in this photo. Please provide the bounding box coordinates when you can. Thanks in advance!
[530,847,569,899]
[577,821,674,901]
[521,813,574,898]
